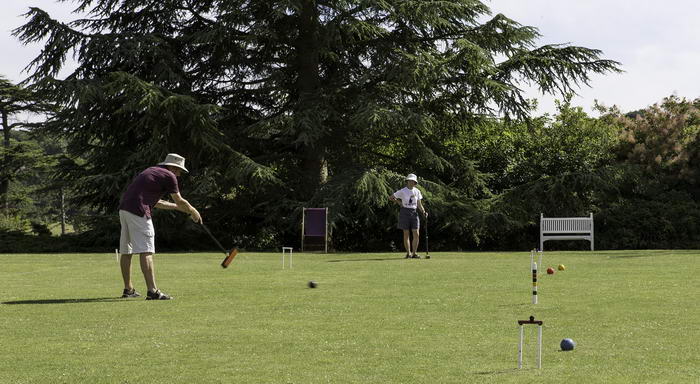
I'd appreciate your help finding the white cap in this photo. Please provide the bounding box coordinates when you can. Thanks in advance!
[158,153,189,173]
[405,173,418,183]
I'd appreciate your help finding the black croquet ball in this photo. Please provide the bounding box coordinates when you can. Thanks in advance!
[308,281,318,288]
[560,338,576,351]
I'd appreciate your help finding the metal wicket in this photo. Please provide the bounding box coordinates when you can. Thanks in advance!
[282,247,293,269]
[518,315,543,369]
[530,249,543,270]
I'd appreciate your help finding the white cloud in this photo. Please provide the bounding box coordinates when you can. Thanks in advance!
[0,0,79,83]
[487,0,700,114]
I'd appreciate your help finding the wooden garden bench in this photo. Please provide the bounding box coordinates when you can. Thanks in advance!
[539,213,594,251]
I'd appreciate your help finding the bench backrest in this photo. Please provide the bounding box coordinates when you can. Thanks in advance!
[541,214,593,234]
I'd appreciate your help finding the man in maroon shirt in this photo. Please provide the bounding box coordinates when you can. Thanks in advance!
[118,153,202,300]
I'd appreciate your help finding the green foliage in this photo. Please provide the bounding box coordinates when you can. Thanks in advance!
[599,192,700,249]
[23,1,700,252]
[1,76,56,217]
[0,136,57,220]
[610,96,700,183]
[11,0,622,251]
[30,221,51,236]
[586,97,700,249]
[427,99,621,249]
[0,214,30,233]
[462,97,620,192]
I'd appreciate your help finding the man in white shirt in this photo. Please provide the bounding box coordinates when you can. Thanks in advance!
[389,173,428,258]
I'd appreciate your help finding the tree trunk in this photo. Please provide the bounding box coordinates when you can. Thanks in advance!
[1,110,9,212]
[295,0,325,198]
[60,188,66,235]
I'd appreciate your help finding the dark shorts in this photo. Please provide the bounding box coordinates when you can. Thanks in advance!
[398,207,420,230]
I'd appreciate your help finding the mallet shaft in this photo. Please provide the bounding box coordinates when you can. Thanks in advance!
[202,223,228,256]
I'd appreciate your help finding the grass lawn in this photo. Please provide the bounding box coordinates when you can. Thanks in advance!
[1,250,698,383]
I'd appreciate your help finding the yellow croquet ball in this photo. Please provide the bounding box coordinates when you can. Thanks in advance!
[558,264,566,271]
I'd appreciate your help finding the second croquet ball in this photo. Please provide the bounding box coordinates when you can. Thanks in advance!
[560,338,576,351]
[308,281,318,288]
[546,267,555,275]
[558,264,566,271]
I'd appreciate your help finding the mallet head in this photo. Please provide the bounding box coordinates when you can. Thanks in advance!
[221,248,239,268]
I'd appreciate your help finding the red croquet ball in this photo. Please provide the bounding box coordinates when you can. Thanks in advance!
[546,267,555,275]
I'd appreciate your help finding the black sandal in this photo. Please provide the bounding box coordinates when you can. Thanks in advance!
[146,290,173,300]
[121,288,141,298]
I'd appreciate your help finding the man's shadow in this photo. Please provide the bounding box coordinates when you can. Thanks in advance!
[2,297,132,305]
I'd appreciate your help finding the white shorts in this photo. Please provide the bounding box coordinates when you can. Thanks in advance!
[119,210,155,254]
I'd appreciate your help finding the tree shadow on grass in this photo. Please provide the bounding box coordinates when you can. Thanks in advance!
[606,251,670,259]
[473,368,520,375]
[2,297,133,305]
[497,302,530,308]
[607,255,652,259]
[327,258,407,263]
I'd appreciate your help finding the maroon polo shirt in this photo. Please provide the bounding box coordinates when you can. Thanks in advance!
[119,166,179,218]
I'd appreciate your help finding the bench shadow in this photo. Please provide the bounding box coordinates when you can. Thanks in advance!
[2,297,131,305]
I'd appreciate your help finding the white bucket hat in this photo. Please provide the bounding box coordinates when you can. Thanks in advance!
[405,173,418,183]
[159,153,189,173]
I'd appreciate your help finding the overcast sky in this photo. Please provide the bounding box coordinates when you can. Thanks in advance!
[2,0,700,115]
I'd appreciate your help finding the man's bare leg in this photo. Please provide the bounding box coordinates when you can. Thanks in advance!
[139,252,157,293]
[120,254,134,290]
